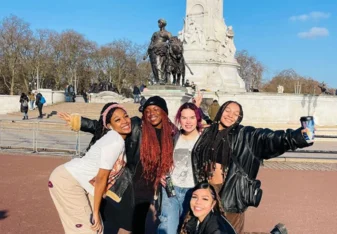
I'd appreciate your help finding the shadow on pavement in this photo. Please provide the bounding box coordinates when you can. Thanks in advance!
[0,210,9,220]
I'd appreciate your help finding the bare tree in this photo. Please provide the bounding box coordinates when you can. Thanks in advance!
[58,30,94,93]
[0,15,152,95]
[0,15,32,94]
[262,69,333,94]
[24,29,54,90]
[236,50,265,91]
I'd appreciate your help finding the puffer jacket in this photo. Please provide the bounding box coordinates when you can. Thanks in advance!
[80,116,155,202]
[192,125,312,213]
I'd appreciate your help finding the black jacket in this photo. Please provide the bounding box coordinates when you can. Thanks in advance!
[35,93,42,105]
[20,95,29,113]
[192,125,312,213]
[81,116,154,202]
[184,212,236,234]
[133,86,141,95]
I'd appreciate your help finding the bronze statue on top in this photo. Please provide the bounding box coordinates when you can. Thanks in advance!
[144,19,172,85]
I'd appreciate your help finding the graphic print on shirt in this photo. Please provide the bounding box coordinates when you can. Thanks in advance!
[89,153,126,192]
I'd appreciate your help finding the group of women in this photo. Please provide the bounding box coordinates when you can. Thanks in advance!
[49,94,312,234]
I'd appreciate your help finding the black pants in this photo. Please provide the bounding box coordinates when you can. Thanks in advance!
[100,185,134,234]
[37,104,43,117]
[132,201,151,234]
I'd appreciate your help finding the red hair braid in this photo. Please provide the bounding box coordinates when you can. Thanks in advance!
[140,112,174,187]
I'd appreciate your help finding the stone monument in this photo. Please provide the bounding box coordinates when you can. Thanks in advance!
[277,85,284,94]
[179,0,245,92]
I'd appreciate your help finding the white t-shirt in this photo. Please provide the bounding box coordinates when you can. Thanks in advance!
[171,134,199,188]
[64,130,125,196]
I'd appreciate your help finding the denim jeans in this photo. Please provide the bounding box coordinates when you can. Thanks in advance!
[134,94,140,103]
[30,100,35,109]
[157,186,192,234]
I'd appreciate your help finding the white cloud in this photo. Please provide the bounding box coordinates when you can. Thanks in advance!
[290,11,331,22]
[297,27,329,39]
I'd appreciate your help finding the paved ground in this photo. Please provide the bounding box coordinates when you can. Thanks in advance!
[0,153,337,234]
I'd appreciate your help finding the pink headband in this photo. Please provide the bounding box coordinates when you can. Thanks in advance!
[102,104,127,129]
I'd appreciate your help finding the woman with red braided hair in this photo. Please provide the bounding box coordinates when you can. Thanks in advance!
[59,95,178,234]
[139,96,175,187]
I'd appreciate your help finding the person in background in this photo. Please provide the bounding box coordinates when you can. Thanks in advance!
[208,100,220,121]
[180,182,236,234]
[133,85,141,103]
[20,93,29,120]
[140,83,145,92]
[191,82,196,91]
[82,90,89,103]
[142,85,149,92]
[35,92,45,119]
[28,91,35,110]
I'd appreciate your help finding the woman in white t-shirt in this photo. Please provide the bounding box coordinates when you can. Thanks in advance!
[49,103,131,234]
[157,102,203,234]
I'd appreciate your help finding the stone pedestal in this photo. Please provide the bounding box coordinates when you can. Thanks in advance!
[179,0,246,92]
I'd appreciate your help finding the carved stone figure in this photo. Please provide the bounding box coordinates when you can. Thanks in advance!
[183,17,206,47]
[144,19,172,84]
[226,26,236,56]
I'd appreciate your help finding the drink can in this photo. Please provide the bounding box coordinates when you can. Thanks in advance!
[165,175,176,197]
[300,116,315,143]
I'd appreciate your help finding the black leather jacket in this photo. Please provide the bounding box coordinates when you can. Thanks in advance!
[184,212,236,234]
[192,125,312,213]
[80,116,154,202]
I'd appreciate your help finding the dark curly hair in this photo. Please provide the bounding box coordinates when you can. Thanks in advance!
[180,182,226,234]
[191,101,243,181]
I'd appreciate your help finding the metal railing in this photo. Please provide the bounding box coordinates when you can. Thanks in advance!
[0,119,91,156]
[0,119,336,157]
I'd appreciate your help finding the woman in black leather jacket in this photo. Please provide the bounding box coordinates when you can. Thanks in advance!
[180,182,236,234]
[191,101,313,234]
[60,96,176,234]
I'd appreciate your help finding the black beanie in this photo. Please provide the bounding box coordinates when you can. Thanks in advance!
[142,96,168,115]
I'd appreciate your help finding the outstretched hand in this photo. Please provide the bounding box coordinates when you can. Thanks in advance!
[58,112,71,126]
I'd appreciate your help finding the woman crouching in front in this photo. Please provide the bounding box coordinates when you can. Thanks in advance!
[48,103,132,234]
[180,182,236,234]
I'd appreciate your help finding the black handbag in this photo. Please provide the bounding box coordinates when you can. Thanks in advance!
[105,167,134,206]
[221,156,263,213]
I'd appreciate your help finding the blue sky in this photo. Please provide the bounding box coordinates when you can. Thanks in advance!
[1,0,336,87]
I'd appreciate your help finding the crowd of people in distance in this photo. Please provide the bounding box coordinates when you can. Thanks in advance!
[19,91,46,120]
